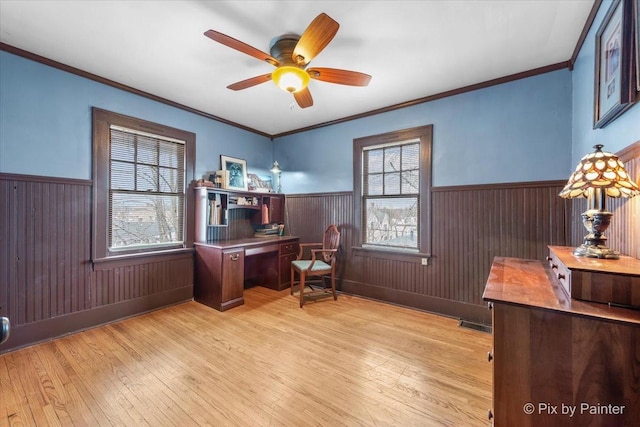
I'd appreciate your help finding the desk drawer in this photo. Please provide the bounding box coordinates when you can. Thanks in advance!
[245,244,278,256]
[280,241,298,256]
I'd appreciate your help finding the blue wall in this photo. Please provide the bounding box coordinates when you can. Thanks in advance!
[0,51,272,180]
[571,0,640,164]
[273,68,573,193]
[3,0,638,192]
[273,2,640,195]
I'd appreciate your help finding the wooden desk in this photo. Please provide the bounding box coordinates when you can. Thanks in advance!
[483,257,640,426]
[194,236,299,311]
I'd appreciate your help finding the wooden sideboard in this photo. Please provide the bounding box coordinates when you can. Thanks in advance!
[194,236,299,311]
[483,255,640,426]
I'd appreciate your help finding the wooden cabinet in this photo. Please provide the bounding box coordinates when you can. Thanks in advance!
[262,194,284,224]
[220,249,245,305]
[194,244,245,311]
[279,240,298,287]
[483,256,640,426]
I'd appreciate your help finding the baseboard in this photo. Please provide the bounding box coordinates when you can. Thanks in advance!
[0,286,193,354]
[339,279,491,325]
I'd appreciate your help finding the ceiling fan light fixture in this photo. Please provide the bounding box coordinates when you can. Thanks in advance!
[272,66,309,93]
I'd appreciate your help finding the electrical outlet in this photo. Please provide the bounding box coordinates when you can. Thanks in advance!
[421,258,429,266]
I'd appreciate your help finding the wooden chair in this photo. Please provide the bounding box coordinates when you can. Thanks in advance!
[290,224,341,308]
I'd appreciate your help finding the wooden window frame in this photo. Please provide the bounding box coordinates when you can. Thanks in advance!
[92,108,195,265]
[353,125,433,260]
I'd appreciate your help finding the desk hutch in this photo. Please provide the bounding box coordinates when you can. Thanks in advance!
[193,187,299,311]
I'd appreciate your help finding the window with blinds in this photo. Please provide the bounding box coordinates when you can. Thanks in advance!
[353,125,432,256]
[109,125,186,251]
[362,139,420,250]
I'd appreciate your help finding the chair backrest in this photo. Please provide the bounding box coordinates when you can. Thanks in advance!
[322,225,341,263]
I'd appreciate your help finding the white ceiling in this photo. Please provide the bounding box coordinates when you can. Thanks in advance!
[0,0,595,136]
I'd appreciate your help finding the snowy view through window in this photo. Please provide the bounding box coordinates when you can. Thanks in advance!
[363,140,419,250]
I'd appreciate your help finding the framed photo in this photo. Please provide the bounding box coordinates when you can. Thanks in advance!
[247,172,273,193]
[220,155,248,191]
[593,0,636,128]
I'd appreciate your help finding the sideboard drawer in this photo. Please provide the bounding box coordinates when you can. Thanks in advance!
[547,252,571,297]
[548,246,640,307]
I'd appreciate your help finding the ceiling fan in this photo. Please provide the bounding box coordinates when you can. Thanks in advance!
[204,13,371,108]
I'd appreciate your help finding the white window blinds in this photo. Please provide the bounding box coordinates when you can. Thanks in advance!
[109,125,186,251]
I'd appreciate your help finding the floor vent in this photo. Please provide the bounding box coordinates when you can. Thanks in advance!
[458,320,492,334]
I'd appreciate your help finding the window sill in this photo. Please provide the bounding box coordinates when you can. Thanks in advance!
[352,246,432,263]
[92,247,194,270]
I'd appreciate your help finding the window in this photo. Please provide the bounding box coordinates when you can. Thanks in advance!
[354,125,432,255]
[92,108,195,261]
[109,126,185,251]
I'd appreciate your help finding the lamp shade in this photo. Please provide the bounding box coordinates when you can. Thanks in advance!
[272,66,310,93]
[559,144,640,199]
[270,161,281,174]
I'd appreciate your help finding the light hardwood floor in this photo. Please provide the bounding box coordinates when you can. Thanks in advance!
[1,287,492,426]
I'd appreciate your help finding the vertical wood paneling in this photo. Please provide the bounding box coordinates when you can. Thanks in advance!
[0,176,92,326]
[0,178,14,322]
[1,173,194,347]
[91,256,194,307]
[286,181,570,312]
[0,173,193,352]
[608,153,639,259]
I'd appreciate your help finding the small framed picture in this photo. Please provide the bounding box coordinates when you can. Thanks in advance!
[593,0,636,128]
[220,155,248,191]
[247,172,273,193]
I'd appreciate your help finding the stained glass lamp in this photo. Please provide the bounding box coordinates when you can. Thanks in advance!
[559,144,639,259]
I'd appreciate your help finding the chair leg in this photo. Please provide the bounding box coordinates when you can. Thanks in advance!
[290,266,295,295]
[299,272,306,308]
[330,270,337,301]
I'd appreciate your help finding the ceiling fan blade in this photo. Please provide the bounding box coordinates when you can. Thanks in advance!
[307,68,372,86]
[292,13,339,66]
[293,87,313,108]
[227,74,273,91]
[204,30,279,66]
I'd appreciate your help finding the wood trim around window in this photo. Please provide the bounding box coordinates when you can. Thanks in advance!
[92,108,196,263]
[353,125,433,259]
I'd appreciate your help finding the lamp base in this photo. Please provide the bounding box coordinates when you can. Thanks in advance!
[573,244,620,259]
[574,210,619,259]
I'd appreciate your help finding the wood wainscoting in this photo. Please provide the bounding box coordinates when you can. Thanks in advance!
[285,180,571,324]
[0,173,193,354]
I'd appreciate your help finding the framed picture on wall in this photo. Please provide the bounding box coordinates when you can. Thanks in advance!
[593,0,636,128]
[220,155,248,191]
